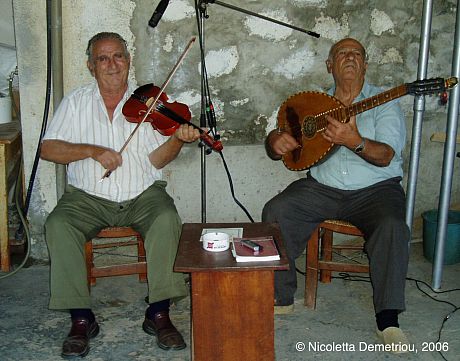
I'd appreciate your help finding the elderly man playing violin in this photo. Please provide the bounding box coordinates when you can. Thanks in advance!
[40,32,200,358]
[263,38,411,352]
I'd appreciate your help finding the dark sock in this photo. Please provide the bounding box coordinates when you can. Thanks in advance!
[376,309,399,331]
[146,299,170,319]
[70,308,95,323]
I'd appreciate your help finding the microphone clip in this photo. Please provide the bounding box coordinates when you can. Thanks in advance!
[198,140,213,155]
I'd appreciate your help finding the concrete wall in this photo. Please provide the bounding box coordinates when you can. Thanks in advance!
[12,0,460,261]
[0,1,15,46]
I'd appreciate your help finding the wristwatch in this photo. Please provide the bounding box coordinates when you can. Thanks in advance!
[354,138,366,154]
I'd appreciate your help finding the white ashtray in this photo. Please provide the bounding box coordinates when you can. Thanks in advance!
[201,232,230,252]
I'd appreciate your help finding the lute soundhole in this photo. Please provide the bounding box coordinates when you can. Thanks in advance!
[302,116,317,139]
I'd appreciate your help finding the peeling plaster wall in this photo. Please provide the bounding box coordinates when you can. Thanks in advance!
[13,0,460,261]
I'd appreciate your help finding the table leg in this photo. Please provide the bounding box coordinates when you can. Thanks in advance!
[0,143,9,272]
[191,270,274,361]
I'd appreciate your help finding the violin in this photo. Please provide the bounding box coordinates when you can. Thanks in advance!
[122,83,223,152]
[100,36,218,181]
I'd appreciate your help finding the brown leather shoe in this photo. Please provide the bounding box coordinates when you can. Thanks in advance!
[61,318,100,358]
[142,311,186,350]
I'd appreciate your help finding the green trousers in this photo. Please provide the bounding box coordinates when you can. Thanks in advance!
[45,181,187,310]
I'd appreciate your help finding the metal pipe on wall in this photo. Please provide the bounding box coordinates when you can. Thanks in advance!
[405,0,433,232]
[432,0,460,290]
[50,0,65,200]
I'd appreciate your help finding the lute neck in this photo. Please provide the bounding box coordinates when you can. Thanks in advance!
[340,84,408,121]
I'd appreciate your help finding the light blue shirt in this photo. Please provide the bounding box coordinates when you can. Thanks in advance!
[310,82,406,190]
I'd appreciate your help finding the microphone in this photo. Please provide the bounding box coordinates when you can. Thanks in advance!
[148,0,170,28]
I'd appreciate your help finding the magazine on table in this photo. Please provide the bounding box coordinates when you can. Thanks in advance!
[231,236,280,262]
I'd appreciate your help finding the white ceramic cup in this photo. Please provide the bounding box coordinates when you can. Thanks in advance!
[0,96,12,124]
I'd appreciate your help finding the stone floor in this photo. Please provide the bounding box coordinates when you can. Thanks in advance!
[0,241,459,361]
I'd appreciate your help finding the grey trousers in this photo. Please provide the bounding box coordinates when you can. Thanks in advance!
[262,174,410,314]
[45,181,187,310]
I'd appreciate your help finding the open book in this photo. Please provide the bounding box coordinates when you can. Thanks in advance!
[231,236,280,262]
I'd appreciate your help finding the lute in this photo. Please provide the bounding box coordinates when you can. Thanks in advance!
[277,77,458,171]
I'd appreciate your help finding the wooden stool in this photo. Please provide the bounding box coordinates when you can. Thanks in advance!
[0,122,22,272]
[85,226,147,287]
[305,220,369,309]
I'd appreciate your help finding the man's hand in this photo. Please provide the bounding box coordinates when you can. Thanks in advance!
[173,124,201,143]
[40,139,122,169]
[322,115,395,166]
[322,115,362,150]
[91,146,123,171]
[266,130,300,160]
[149,123,202,169]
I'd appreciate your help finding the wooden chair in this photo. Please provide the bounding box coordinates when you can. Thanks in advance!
[85,226,147,287]
[305,220,369,309]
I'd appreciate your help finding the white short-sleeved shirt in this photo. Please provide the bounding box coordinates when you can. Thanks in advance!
[43,81,168,202]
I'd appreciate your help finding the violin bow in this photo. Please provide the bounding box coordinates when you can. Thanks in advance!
[100,36,196,182]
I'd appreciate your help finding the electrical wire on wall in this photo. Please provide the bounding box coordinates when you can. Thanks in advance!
[0,0,53,279]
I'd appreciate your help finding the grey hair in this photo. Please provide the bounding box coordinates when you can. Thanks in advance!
[85,32,129,62]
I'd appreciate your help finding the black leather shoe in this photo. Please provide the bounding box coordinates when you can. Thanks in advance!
[61,318,100,358]
[142,311,186,350]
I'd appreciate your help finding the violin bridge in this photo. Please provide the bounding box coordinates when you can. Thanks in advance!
[145,98,154,107]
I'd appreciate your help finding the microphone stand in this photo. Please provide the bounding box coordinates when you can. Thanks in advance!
[201,1,320,38]
[195,1,213,222]
[195,0,320,222]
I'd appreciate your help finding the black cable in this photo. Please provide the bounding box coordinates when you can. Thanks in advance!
[334,272,371,282]
[336,273,458,361]
[194,1,206,128]
[194,1,217,134]
[195,0,220,141]
[405,276,459,361]
[1,0,53,278]
[218,152,254,223]
[406,277,459,308]
[22,0,53,217]
[297,266,458,361]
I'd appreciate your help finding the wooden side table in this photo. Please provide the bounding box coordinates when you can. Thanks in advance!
[174,222,289,361]
[0,121,22,272]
